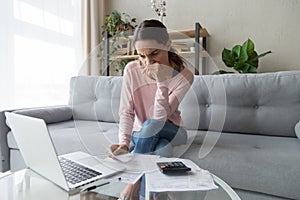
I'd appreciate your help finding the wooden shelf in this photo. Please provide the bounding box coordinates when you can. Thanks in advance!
[116,36,133,44]
[104,22,209,75]
[169,28,209,40]
[116,28,209,42]
[115,28,209,44]
[111,27,209,61]
[110,51,209,61]
[110,55,139,61]
[178,51,208,58]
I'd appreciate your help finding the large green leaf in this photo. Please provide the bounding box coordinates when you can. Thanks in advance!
[248,65,258,73]
[222,48,235,67]
[243,38,255,55]
[234,62,249,73]
[240,46,248,63]
[220,38,271,74]
[232,45,241,58]
[247,51,259,67]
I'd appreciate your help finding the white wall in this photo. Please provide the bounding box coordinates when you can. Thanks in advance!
[107,0,300,73]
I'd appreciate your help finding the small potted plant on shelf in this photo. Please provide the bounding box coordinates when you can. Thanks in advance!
[99,11,137,75]
[101,10,136,37]
[101,11,137,54]
[214,38,272,74]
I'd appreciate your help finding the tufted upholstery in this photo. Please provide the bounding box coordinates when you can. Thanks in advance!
[69,72,300,138]
[180,71,300,137]
[69,76,122,122]
[68,72,300,138]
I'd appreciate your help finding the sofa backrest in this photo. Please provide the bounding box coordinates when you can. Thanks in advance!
[180,70,300,137]
[70,71,300,137]
[69,76,122,122]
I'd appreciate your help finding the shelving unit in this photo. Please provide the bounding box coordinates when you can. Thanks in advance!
[169,22,209,75]
[103,33,136,76]
[103,22,209,75]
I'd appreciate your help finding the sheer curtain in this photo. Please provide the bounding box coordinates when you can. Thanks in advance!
[81,0,105,75]
[0,0,82,110]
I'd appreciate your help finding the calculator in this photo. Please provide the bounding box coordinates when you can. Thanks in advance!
[156,161,191,174]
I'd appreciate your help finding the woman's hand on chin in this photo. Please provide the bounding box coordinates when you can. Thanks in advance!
[143,63,173,82]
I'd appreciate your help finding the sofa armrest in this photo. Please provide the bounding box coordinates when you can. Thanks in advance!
[12,105,73,124]
[0,105,73,172]
[295,120,300,139]
[0,110,14,172]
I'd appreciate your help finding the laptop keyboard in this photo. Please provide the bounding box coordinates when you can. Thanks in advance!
[59,157,102,185]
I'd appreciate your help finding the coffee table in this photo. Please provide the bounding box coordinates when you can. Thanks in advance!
[144,159,241,200]
[0,169,240,200]
[145,173,241,200]
[0,169,119,200]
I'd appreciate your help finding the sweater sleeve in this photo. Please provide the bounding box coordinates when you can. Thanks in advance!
[153,69,194,121]
[118,67,135,147]
[153,80,170,120]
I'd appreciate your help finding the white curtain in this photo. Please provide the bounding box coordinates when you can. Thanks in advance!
[0,0,82,110]
[81,0,105,75]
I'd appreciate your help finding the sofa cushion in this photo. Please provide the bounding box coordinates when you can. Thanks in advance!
[181,130,300,200]
[69,76,122,122]
[180,71,300,137]
[7,120,120,156]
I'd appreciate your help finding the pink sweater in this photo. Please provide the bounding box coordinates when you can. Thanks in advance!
[118,61,194,147]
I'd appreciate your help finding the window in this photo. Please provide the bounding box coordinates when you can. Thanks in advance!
[0,0,82,110]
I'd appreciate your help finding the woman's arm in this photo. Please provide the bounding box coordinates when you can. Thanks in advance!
[118,67,135,148]
[153,69,194,121]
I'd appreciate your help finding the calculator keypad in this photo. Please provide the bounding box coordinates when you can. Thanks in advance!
[156,161,191,174]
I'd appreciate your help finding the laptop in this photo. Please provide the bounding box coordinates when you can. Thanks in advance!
[5,112,125,193]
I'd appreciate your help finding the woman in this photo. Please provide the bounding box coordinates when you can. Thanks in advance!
[110,19,194,200]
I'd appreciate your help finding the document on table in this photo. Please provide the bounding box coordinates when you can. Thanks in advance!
[145,158,218,192]
[105,154,218,192]
[104,153,160,184]
[108,170,144,184]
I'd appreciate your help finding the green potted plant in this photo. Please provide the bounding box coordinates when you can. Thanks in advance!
[101,11,137,53]
[101,11,137,37]
[99,11,137,75]
[214,38,272,74]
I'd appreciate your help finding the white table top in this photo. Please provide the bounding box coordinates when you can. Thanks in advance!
[1,166,240,200]
[0,169,121,200]
[145,158,241,200]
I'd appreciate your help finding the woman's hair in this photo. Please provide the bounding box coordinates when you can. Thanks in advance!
[132,19,185,72]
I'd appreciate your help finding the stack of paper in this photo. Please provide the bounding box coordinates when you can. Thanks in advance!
[145,158,218,192]
[105,154,218,192]
[104,154,160,184]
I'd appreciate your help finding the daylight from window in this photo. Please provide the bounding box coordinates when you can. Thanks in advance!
[0,0,82,110]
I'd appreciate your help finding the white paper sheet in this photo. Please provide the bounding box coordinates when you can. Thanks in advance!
[145,158,218,192]
[104,154,217,192]
[104,153,160,184]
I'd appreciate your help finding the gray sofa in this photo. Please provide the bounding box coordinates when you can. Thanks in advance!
[1,70,300,200]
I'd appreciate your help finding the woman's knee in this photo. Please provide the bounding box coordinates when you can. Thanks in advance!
[143,119,165,129]
[136,119,165,138]
[154,139,173,157]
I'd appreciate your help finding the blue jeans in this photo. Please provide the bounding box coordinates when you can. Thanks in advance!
[131,119,187,199]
